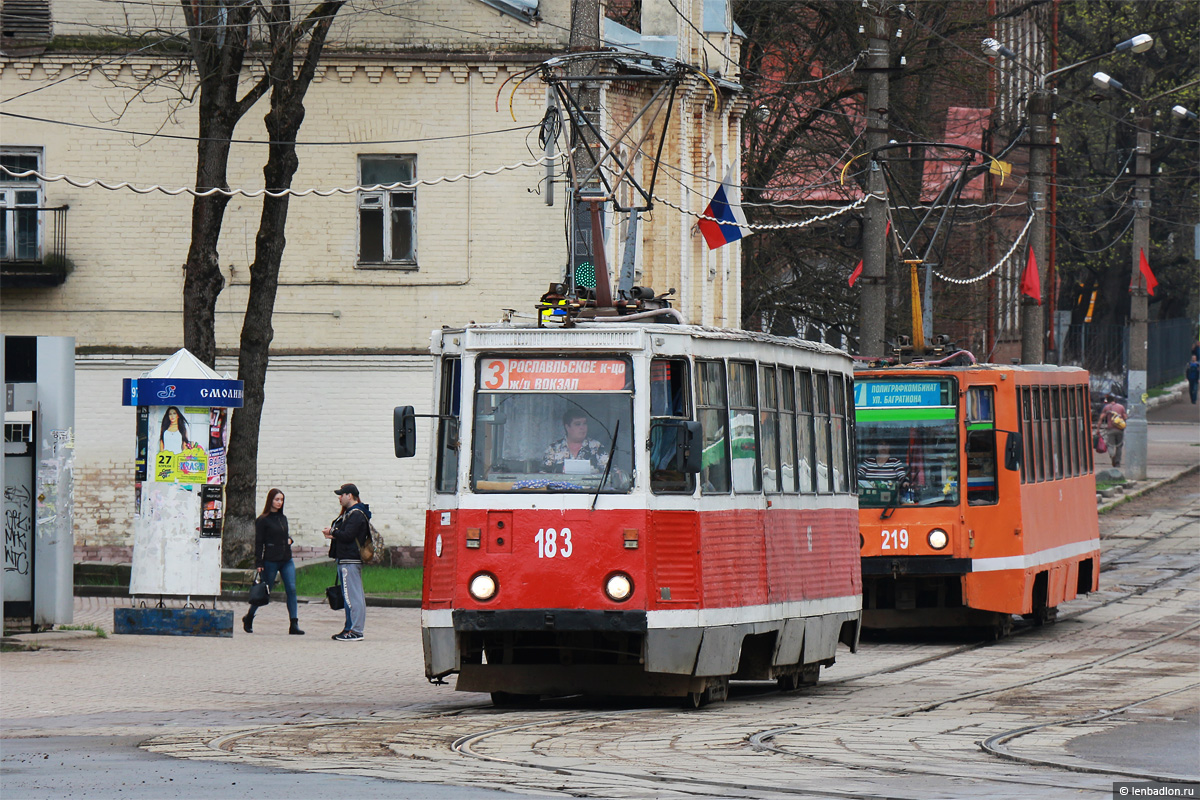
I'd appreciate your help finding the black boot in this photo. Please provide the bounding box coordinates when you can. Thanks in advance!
[242,610,255,633]
[289,618,305,635]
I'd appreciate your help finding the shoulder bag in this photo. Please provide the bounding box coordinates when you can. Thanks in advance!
[326,570,344,610]
[248,572,271,607]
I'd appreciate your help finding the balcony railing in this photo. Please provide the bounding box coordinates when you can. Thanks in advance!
[1,205,70,288]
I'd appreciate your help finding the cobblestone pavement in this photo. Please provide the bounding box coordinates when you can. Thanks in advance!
[4,477,1196,800]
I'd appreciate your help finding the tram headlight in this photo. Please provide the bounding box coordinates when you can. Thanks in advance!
[927,528,949,550]
[604,572,634,602]
[468,572,498,601]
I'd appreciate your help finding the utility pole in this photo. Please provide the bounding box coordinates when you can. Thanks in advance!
[1124,117,1151,480]
[858,6,890,358]
[568,0,609,305]
[1022,90,1052,364]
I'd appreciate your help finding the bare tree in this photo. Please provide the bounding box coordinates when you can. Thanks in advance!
[180,1,270,367]
[223,1,345,566]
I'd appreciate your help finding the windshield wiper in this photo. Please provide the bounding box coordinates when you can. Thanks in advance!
[591,419,620,511]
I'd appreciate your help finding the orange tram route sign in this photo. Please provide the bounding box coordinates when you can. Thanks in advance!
[481,357,629,392]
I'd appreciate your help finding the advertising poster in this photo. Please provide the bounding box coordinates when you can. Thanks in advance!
[135,406,149,482]
[206,407,230,484]
[200,484,224,538]
[149,405,209,484]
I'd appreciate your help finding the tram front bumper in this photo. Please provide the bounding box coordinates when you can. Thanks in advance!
[453,609,647,633]
[862,555,973,576]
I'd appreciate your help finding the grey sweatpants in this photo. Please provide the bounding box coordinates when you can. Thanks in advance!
[339,561,365,635]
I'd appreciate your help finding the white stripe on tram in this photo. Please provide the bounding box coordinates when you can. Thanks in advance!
[970,539,1101,573]
[422,595,862,630]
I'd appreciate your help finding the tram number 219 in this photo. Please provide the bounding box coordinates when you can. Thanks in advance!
[534,527,573,559]
[881,528,909,550]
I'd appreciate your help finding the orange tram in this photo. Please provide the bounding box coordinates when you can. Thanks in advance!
[853,358,1099,634]
[394,308,862,706]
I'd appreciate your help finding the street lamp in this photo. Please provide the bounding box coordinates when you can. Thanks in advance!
[982,33,1153,365]
[1088,72,1197,480]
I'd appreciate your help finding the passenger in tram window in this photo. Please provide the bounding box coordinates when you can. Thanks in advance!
[965,430,998,505]
[542,410,610,474]
[856,441,909,501]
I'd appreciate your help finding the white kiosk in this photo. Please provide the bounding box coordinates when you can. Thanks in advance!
[115,349,241,636]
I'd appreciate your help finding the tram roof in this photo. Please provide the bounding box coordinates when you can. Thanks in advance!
[434,321,850,358]
[853,361,1088,375]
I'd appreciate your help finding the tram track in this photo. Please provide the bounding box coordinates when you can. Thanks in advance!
[156,479,1196,799]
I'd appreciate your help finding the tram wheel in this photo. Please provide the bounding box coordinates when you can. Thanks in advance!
[777,673,801,693]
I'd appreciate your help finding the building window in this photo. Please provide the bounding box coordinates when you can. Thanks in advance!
[358,155,415,267]
[1,148,44,262]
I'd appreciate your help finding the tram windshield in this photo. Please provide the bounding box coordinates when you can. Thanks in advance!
[471,356,634,493]
[853,378,959,508]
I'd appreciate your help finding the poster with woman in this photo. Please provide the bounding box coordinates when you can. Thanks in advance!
[150,405,208,484]
[206,407,229,484]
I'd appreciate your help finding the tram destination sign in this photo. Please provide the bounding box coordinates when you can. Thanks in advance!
[480,357,628,392]
[855,380,948,409]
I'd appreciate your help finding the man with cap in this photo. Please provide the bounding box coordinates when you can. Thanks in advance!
[323,483,371,641]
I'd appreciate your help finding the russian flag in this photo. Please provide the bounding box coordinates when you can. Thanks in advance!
[697,168,752,250]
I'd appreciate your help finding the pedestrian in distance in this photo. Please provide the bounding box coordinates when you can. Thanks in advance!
[323,483,371,642]
[1186,355,1199,405]
[243,488,304,635]
[1099,394,1127,469]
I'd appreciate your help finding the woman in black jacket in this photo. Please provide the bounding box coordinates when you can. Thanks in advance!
[242,488,304,635]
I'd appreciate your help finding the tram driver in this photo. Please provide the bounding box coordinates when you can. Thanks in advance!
[857,441,909,502]
[542,410,611,475]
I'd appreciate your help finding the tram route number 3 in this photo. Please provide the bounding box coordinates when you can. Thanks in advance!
[881,528,909,550]
[534,527,574,559]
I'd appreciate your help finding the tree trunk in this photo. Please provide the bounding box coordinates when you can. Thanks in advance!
[222,1,343,565]
[182,106,234,368]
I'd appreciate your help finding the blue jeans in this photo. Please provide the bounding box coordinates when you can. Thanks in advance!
[261,559,299,620]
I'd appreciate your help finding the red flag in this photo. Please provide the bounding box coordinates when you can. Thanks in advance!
[1020,244,1041,304]
[848,259,863,287]
[849,222,890,286]
[1137,248,1158,296]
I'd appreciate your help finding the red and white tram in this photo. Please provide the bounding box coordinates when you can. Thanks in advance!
[395,307,862,705]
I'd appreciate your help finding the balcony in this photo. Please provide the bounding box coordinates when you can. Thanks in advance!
[1,205,71,288]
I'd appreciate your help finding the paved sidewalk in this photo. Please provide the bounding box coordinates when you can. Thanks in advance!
[1095,381,1199,512]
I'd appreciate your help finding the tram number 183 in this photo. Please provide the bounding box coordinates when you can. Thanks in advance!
[881,529,909,550]
[535,527,574,559]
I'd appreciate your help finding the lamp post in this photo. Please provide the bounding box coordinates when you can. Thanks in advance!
[982,34,1153,365]
[1088,72,1198,480]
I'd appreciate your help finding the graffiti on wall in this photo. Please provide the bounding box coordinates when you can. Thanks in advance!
[4,484,32,576]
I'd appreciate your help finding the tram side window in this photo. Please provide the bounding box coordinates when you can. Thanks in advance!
[434,357,461,493]
[1018,387,1030,484]
[729,361,761,493]
[760,365,780,492]
[649,358,696,494]
[779,368,798,493]
[1051,387,1063,479]
[1041,387,1054,481]
[1029,387,1043,482]
[830,374,849,493]
[965,386,997,505]
[796,370,816,493]
[1064,387,1077,477]
[1078,385,1093,473]
[697,360,731,494]
[814,373,833,493]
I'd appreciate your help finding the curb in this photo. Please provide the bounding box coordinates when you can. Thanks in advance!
[71,585,420,608]
[1098,464,1199,515]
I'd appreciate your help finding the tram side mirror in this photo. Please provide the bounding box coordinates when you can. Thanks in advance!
[394,406,417,458]
[1004,431,1022,471]
[681,420,703,473]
